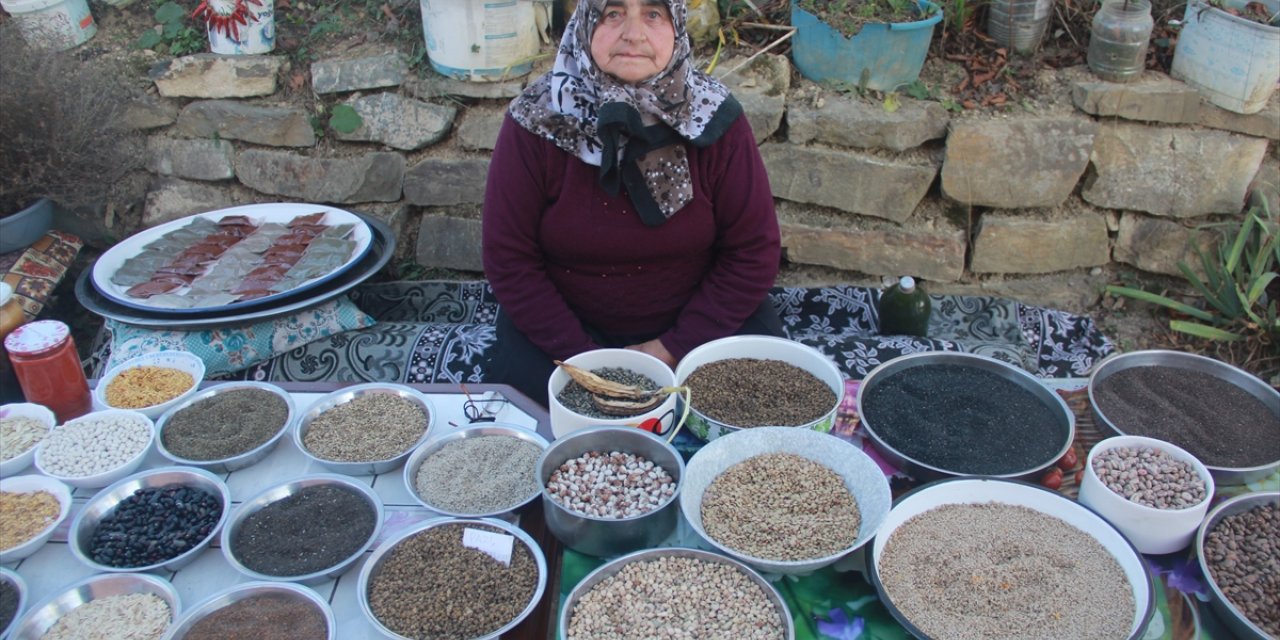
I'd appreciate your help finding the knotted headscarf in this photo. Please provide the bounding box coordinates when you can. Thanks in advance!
[508,0,741,226]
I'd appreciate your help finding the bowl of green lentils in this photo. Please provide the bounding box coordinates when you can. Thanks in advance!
[403,423,549,519]
[294,383,436,476]
[156,382,296,474]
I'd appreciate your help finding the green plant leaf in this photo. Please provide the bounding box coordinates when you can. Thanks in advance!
[1105,285,1216,321]
[155,2,186,24]
[1225,213,1255,273]
[1246,272,1278,306]
[162,20,184,38]
[905,81,930,100]
[328,104,363,134]
[133,30,162,50]
[1169,320,1243,341]
[883,92,901,113]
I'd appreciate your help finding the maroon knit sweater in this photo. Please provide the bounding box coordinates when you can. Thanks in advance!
[482,112,780,361]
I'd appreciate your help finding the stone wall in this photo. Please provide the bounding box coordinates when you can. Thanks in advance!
[101,47,1279,313]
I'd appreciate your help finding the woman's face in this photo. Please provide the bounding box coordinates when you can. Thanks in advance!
[589,0,675,85]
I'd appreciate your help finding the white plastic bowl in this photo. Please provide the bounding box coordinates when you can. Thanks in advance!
[1078,435,1215,555]
[0,403,56,477]
[0,475,72,563]
[34,409,155,490]
[674,335,845,441]
[680,426,891,575]
[94,350,206,420]
[547,348,678,439]
[0,568,27,640]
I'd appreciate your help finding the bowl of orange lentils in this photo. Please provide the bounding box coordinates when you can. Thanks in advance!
[94,350,206,420]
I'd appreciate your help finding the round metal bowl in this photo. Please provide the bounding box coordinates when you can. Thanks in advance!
[293,383,436,476]
[537,426,684,558]
[680,426,891,575]
[559,547,794,640]
[156,381,296,473]
[0,568,27,640]
[0,475,73,563]
[673,335,845,441]
[1088,350,1280,486]
[220,473,384,586]
[68,466,231,573]
[1194,491,1280,640]
[868,477,1154,640]
[10,572,181,640]
[357,517,547,640]
[403,423,549,519]
[162,581,335,640]
[857,351,1075,481]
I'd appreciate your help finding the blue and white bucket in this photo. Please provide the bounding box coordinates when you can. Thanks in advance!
[206,0,275,55]
[420,0,545,82]
[0,0,95,50]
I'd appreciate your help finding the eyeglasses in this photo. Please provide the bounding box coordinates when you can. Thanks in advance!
[461,385,508,423]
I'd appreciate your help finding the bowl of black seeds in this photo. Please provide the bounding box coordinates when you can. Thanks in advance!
[857,352,1075,481]
[1194,491,1280,640]
[673,336,845,442]
[156,382,296,473]
[548,348,679,439]
[220,473,384,586]
[68,466,231,573]
[1088,350,1280,486]
[294,383,436,476]
[357,517,546,640]
[403,423,549,519]
[0,568,26,640]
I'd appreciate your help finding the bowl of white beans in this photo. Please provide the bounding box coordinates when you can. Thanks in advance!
[10,572,179,640]
[0,403,55,477]
[34,409,155,490]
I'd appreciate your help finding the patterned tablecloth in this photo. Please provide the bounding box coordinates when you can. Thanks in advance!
[556,383,1280,640]
[0,230,83,321]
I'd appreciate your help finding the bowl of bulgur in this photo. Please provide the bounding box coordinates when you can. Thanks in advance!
[94,351,205,420]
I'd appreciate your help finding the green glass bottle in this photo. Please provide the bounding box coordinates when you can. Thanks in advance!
[879,276,931,337]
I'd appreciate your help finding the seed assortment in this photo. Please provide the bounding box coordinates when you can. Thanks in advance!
[1093,366,1279,468]
[302,393,426,462]
[1092,446,1208,509]
[162,387,289,461]
[861,364,1065,475]
[686,358,835,427]
[1203,501,1279,635]
[0,578,16,634]
[567,555,785,640]
[38,413,152,478]
[546,451,676,519]
[414,435,543,514]
[90,485,222,568]
[0,489,61,551]
[231,484,376,577]
[183,593,328,640]
[366,523,539,639]
[557,367,660,419]
[41,592,171,640]
[701,453,860,561]
[0,415,47,461]
[104,366,194,409]
[878,502,1135,640]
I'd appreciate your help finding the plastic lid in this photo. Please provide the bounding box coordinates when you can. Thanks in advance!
[899,276,916,292]
[4,319,70,356]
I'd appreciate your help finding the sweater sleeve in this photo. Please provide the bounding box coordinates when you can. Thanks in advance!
[482,115,600,360]
[658,115,782,360]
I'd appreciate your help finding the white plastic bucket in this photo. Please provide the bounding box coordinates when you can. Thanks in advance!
[0,0,95,50]
[547,349,679,440]
[206,0,275,55]
[419,0,541,82]
[1170,0,1280,114]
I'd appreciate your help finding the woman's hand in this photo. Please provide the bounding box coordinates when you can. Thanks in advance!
[627,339,677,368]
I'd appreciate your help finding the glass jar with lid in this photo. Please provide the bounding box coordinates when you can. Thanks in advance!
[1087,0,1154,82]
[3,320,92,423]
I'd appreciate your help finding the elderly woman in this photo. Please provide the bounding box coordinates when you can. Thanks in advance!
[482,0,782,405]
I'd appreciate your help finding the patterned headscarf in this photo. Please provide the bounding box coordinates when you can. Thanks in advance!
[508,0,742,226]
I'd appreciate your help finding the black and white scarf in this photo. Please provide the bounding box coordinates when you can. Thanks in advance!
[508,0,742,226]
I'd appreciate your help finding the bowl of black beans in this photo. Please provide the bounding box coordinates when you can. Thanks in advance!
[156,382,296,474]
[1194,491,1280,640]
[67,466,230,573]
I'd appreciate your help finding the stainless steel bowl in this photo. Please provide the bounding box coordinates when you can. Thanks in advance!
[220,473,384,586]
[1088,350,1280,486]
[162,581,335,640]
[558,547,794,640]
[10,573,180,640]
[1194,491,1280,640]
[155,381,296,473]
[68,466,231,573]
[403,423,549,519]
[537,426,684,557]
[857,352,1075,481]
[294,383,436,475]
[356,517,547,640]
[0,568,27,640]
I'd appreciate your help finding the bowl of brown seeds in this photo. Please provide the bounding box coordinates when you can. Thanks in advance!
[156,382,296,473]
[1195,491,1280,640]
[94,350,206,421]
[560,547,794,640]
[294,383,435,476]
[673,335,844,441]
[357,517,546,640]
[680,426,891,575]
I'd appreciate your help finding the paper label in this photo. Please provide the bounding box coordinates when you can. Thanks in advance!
[463,528,514,566]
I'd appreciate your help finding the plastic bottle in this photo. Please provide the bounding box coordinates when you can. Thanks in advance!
[4,319,92,423]
[1087,0,1154,83]
[879,276,931,337]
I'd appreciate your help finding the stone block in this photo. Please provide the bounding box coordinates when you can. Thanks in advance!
[778,204,966,282]
[147,138,235,181]
[333,93,456,151]
[762,144,938,222]
[942,117,1097,208]
[310,50,408,94]
[123,96,179,130]
[142,178,240,227]
[235,150,404,203]
[150,54,283,98]
[457,106,509,151]
[1071,75,1201,124]
[410,74,527,100]
[720,53,790,143]
[404,158,491,206]
[971,207,1111,274]
[1198,92,1280,140]
[1113,213,1217,276]
[788,92,948,151]
[416,214,483,272]
[175,100,316,147]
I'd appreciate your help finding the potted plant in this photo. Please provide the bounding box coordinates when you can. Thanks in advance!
[791,0,943,91]
[0,25,146,253]
[1170,0,1279,113]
